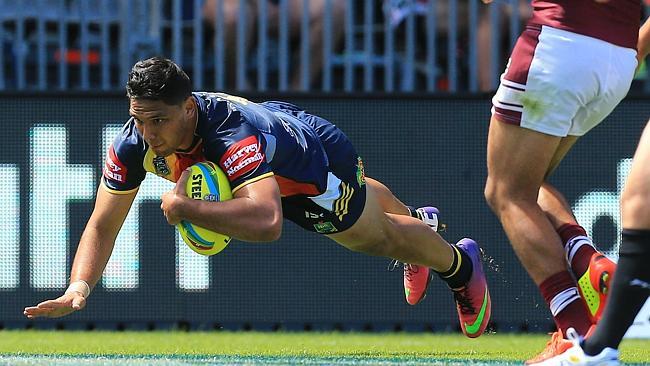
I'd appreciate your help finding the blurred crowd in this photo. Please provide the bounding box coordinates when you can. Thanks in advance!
[199,0,530,91]
[2,0,533,92]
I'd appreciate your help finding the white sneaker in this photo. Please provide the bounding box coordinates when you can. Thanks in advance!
[530,328,620,366]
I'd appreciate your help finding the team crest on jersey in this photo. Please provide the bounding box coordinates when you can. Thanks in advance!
[356,157,366,187]
[153,156,170,176]
[219,135,264,181]
[104,145,127,183]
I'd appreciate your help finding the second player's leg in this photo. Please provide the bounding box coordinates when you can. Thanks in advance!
[538,182,617,324]
[485,117,594,343]
[538,183,578,228]
[484,118,568,283]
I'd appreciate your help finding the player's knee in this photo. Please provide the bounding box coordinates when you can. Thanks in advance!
[484,180,502,213]
[484,178,536,214]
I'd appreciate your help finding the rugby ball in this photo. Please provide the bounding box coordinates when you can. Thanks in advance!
[177,161,233,256]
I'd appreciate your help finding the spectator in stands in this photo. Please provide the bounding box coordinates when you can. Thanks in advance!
[476,0,530,91]
[385,0,529,91]
[203,0,346,91]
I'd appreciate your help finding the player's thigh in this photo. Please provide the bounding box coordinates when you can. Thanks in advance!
[622,121,650,228]
[486,117,562,200]
[326,183,393,250]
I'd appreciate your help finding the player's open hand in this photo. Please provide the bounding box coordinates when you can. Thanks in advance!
[23,292,86,319]
[161,169,190,225]
[481,0,493,3]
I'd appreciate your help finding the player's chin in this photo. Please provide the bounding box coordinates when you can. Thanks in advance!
[152,147,172,157]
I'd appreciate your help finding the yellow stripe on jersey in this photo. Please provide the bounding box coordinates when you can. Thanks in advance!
[143,148,157,174]
[333,183,343,217]
[231,172,275,194]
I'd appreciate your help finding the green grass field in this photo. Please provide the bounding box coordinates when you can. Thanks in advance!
[0,331,649,365]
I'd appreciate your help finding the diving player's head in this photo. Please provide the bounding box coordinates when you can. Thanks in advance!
[126,57,196,157]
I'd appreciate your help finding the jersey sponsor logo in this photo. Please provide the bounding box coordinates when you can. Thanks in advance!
[104,145,127,183]
[304,211,324,219]
[313,221,338,234]
[153,156,171,176]
[219,136,265,181]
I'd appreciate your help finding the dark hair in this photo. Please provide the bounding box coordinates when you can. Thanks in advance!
[126,57,192,105]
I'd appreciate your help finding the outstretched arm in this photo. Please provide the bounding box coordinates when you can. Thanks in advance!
[24,186,137,318]
[162,171,283,242]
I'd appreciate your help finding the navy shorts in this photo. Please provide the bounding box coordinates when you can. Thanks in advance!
[269,102,367,234]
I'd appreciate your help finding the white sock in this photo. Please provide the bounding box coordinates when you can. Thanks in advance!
[565,235,594,264]
[549,287,581,316]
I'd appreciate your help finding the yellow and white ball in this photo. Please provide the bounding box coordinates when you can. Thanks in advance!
[177,161,233,256]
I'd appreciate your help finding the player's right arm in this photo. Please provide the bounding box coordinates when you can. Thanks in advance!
[24,122,145,319]
[23,187,137,319]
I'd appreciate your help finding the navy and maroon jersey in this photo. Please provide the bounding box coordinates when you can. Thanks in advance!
[528,0,641,49]
[102,92,366,233]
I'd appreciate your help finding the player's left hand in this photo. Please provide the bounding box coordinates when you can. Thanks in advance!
[161,169,190,225]
[23,292,86,319]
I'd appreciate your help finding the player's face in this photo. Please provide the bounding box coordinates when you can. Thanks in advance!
[129,97,196,157]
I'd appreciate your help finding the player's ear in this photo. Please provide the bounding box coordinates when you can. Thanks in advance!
[183,96,194,117]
